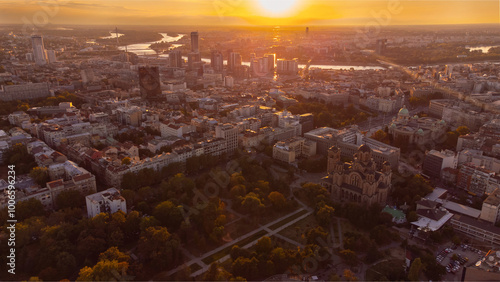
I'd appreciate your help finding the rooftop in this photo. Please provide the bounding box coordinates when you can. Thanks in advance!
[382,205,406,219]
[424,188,482,218]
[424,187,447,201]
[484,188,500,206]
[452,214,500,236]
[417,208,449,221]
[439,200,482,219]
[427,149,456,159]
[412,210,454,232]
[86,188,124,203]
[463,266,500,281]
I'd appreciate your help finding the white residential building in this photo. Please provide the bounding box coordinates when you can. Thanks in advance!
[160,122,196,138]
[215,124,238,154]
[86,188,126,218]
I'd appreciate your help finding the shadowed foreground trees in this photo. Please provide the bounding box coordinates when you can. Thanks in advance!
[137,226,181,269]
[77,247,131,281]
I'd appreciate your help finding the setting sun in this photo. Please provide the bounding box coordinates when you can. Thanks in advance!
[255,0,301,17]
[0,0,497,25]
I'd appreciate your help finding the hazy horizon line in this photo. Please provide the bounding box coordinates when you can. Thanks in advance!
[1,22,499,28]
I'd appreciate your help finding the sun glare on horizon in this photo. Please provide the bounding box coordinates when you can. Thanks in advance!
[256,0,301,17]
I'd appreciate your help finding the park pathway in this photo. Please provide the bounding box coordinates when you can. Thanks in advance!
[158,207,309,279]
[190,208,313,277]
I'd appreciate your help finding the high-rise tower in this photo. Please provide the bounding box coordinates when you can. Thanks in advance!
[31,35,47,65]
[211,50,224,73]
[169,50,183,68]
[190,31,199,53]
[228,52,242,71]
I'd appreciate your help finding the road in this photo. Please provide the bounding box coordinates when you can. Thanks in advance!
[399,161,421,176]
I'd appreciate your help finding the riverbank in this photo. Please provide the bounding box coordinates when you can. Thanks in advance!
[118,33,186,55]
[97,30,164,46]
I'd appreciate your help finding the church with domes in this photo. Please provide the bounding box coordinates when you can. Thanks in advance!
[388,105,447,145]
[322,144,392,205]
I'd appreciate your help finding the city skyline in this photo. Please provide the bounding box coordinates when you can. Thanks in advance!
[0,0,498,26]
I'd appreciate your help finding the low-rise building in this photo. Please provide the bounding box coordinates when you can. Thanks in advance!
[410,86,434,98]
[161,122,196,138]
[450,214,500,246]
[116,106,142,127]
[215,124,238,154]
[0,82,51,101]
[462,250,500,281]
[8,112,31,129]
[382,205,407,224]
[46,171,97,202]
[272,137,317,164]
[411,199,454,232]
[480,188,500,225]
[305,126,400,169]
[458,149,500,174]
[86,188,126,218]
[422,150,457,179]
[457,163,500,196]
[479,119,500,139]
[388,106,447,145]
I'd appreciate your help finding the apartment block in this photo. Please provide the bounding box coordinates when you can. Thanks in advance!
[86,188,126,218]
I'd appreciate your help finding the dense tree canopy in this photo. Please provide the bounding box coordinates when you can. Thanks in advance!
[287,102,370,128]
[371,129,390,144]
[456,126,470,136]
[55,190,85,210]
[30,167,50,187]
[3,143,36,174]
[153,201,183,231]
[137,226,181,268]
[408,258,422,281]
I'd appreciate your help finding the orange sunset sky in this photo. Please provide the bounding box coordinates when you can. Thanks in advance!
[0,0,498,26]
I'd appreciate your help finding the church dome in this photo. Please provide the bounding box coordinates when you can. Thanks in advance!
[412,115,419,119]
[416,128,424,135]
[398,105,409,116]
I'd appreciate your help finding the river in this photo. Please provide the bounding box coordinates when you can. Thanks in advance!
[119,33,185,55]
[123,33,385,70]
[101,32,125,39]
[466,45,500,53]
